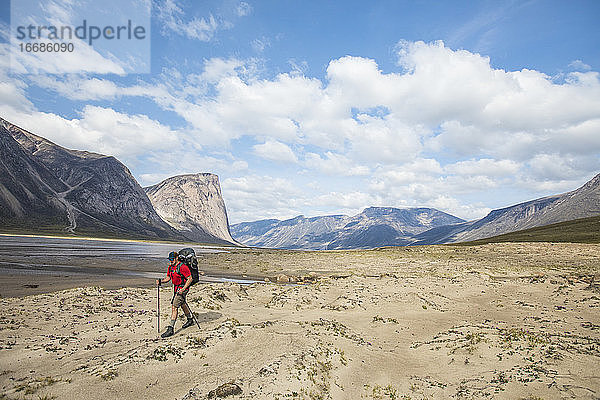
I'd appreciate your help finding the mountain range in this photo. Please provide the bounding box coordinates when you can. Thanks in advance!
[231,174,600,249]
[231,207,465,249]
[414,173,600,245]
[2,117,598,249]
[0,117,235,245]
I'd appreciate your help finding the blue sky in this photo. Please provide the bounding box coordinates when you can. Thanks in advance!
[1,0,599,223]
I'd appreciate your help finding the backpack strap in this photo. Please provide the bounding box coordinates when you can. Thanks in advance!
[174,261,187,291]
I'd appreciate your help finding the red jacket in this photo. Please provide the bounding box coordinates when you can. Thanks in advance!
[167,261,191,293]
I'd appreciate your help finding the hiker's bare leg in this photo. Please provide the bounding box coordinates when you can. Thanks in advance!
[181,302,191,318]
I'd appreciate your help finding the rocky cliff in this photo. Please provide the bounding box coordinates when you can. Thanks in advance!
[0,117,182,239]
[0,123,68,230]
[144,174,236,245]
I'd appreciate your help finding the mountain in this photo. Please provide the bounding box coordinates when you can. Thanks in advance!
[457,215,600,245]
[232,174,599,250]
[144,174,236,245]
[416,173,600,244]
[0,117,182,240]
[230,207,464,250]
[328,207,465,249]
[0,122,69,230]
[233,215,349,249]
[231,219,283,244]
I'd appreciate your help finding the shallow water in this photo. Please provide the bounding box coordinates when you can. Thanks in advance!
[0,235,260,285]
[0,234,228,258]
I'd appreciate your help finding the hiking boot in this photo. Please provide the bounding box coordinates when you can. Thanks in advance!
[161,326,174,338]
[182,317,194,329]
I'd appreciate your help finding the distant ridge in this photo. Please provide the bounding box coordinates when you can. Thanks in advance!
[231,207,464,250]
[416,173,600,244]
[457,215,600,245]
[232,173,599,250]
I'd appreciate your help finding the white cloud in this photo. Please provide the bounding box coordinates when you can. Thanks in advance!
[251,37,270,53]
[2,105,182,162]
[525,153,599,184]
[28,75,121,101]
[31,42,598,172]
[236,2,252,17]
[445,159,521,177]
[315,191,382,213]
[10,40,127,75]
[304,152,369,176]
[253,140,298,163]
[138,154,248,187]
[156,0,221,41]
[199,58,247,83]
[5,38,599,223]
[222,175,305,223]
[569,60,592,71]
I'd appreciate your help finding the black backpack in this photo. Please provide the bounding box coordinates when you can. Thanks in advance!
[177,248,199,285]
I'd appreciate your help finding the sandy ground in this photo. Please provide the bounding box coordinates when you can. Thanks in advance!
[1,242,599,399]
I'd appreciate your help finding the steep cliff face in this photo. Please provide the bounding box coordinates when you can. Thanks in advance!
[1,117,182,239]
[0,124,68,230]
[144,174,236,245]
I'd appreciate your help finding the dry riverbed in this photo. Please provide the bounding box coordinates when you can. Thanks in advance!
[1,242,599,399]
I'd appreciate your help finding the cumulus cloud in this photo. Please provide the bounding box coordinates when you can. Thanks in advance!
[569,60,592,71]
[222,175,305,223]
[445,159,521,177]
[253,140,298,163]
[5,38,599,222]
[4,105,181,160]
[304,152,369,176]
[138,155,248,187]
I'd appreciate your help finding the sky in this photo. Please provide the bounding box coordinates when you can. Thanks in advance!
[1,0,599,224]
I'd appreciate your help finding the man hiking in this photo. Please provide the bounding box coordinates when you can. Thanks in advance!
[156,251,195,338]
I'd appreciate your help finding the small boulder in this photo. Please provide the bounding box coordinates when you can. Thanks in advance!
[259,365,275,376]
[207,382,242,398]
[276,274,289,284]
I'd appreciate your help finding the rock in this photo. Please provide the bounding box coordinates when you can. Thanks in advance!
[207,382,242,398]
[585,277,600,293]
[181,388,202,400]
[259,365,275,376]
[145,173,237,245]
[276,274,289,284]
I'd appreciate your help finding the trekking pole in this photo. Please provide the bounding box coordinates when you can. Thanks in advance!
[157,282,160,334]
[184,299,202,330]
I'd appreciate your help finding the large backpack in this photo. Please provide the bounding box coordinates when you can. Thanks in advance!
[177,248,199,286]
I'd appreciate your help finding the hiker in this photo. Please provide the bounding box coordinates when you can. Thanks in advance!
[156,251,195,338]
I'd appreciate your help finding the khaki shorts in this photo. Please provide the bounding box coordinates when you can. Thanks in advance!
[172,291,187,307]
